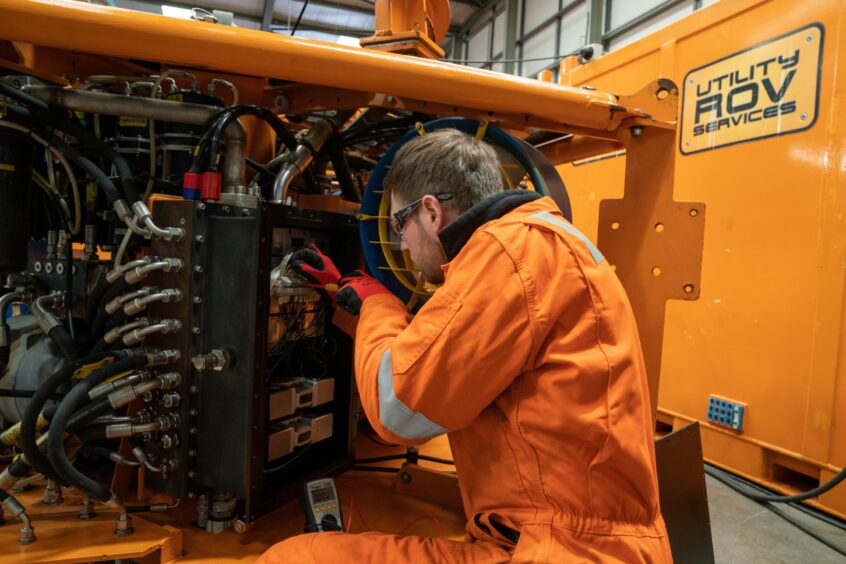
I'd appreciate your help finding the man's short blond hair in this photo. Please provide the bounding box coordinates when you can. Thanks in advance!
[384,128,503,213]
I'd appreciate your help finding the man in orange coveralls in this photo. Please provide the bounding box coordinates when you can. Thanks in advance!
[258,129,672,563]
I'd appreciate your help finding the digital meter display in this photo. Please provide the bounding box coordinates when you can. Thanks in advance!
[311,484,334,504]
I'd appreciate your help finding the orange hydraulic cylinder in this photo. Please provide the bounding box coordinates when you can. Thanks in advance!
[0,0,623,132]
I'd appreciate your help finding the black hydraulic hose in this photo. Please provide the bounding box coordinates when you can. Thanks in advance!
[2,86,140,204]
[0,82,49,112]
[48,354,147,502]
[4,109,124,206]
[48,325,78,361]
[20,350,128,486]
[327,142,360,203]
[87,278,130,326]
[0,388,62,401]
[75,424,108,443]
[203,105,297,171]
[67,395,112,432]
[705,463,846,503]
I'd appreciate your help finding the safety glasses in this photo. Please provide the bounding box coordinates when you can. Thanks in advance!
[389,193,454,238]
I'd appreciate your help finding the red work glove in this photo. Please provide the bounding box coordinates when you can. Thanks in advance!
[335,270,391,315]
[289,244,342,297]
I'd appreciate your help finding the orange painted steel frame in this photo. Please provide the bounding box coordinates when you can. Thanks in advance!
[556,0,846,519]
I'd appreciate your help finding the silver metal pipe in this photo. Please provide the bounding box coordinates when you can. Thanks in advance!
[124,288,182,316]
[106,412,180,439]
[32,292,64,334]
[124,258,183,285]
[2,494,36,544]
[105,286,156,315]
[271,119,333,203]
[107,451,141,467]
[104,318,149,345]
[107,372,181,409]
[131,201,184,241]
[25,86,246,196]
[0,291,27,348]
[89,371,151,400]
[106,257,151,284]
[122,319,181,346]
[103,493,134,537]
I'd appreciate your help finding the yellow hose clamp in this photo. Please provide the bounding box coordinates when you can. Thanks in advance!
[414,122,427,136]
[475,119,489,140]
[73,356,115,380]
[0,422,22,446]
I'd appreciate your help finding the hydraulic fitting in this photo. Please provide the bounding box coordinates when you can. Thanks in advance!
[105,286,156,315]
[192,348,233,372]
[122,319,182,346]
[107,372,181,409]
[132,201,185,241]
[41,479,63,506]
[1,493,36,544]
[103,494,134,537]
[124,258,183,285]
[106,257,151,284]
[104,318,150,345]
[124,288,182,316]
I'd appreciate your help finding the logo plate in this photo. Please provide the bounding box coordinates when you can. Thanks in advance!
[680,23,823,155]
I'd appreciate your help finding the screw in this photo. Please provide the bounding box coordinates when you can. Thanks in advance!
[242,209,251,216]
[188,449,197,457]
[192,326,201,335]
[194,265,203,273]
[800,113,808,121]
[190,385,199,393]
[806,34,814,43]
[385,95,395,104]
[630,126,644,137]
[179,218,186,225]
[188,492,197,499]
[189,408,198,416]
[193,296,202,304]
[222,206,231,213]
[274,94,290,113]
[189,427,198,435]
[195,234,205,243]
[188,471,197,478]
[400,472,411,484]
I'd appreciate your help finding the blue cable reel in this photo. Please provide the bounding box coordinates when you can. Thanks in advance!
[359,117,572,308]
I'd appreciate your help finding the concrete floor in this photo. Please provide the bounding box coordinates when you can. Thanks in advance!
[706,475,846,563]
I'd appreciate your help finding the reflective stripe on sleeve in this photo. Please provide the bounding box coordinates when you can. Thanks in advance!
[377,349,450,440]
[528,211,604,264]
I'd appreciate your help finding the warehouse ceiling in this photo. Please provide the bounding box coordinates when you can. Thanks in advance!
[117,0,483,49]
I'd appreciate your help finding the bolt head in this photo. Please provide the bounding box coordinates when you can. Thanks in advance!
[194,265,204,273]
[193,296,203,304]
[188,492,197,499]
[192,326,201,335]
[195,234,205,243]
[400,472,412,484]
[631,126,644,137]
[188,470,197,478]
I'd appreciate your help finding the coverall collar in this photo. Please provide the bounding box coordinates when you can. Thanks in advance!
[438,189,543,261]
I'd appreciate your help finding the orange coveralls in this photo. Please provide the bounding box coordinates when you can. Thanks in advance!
[259,195,671,562]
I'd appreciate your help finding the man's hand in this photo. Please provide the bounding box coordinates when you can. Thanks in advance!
[336,270,391,315]
[289,244,342,297]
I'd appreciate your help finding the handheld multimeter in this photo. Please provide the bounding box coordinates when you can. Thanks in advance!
[302,478,344,532]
